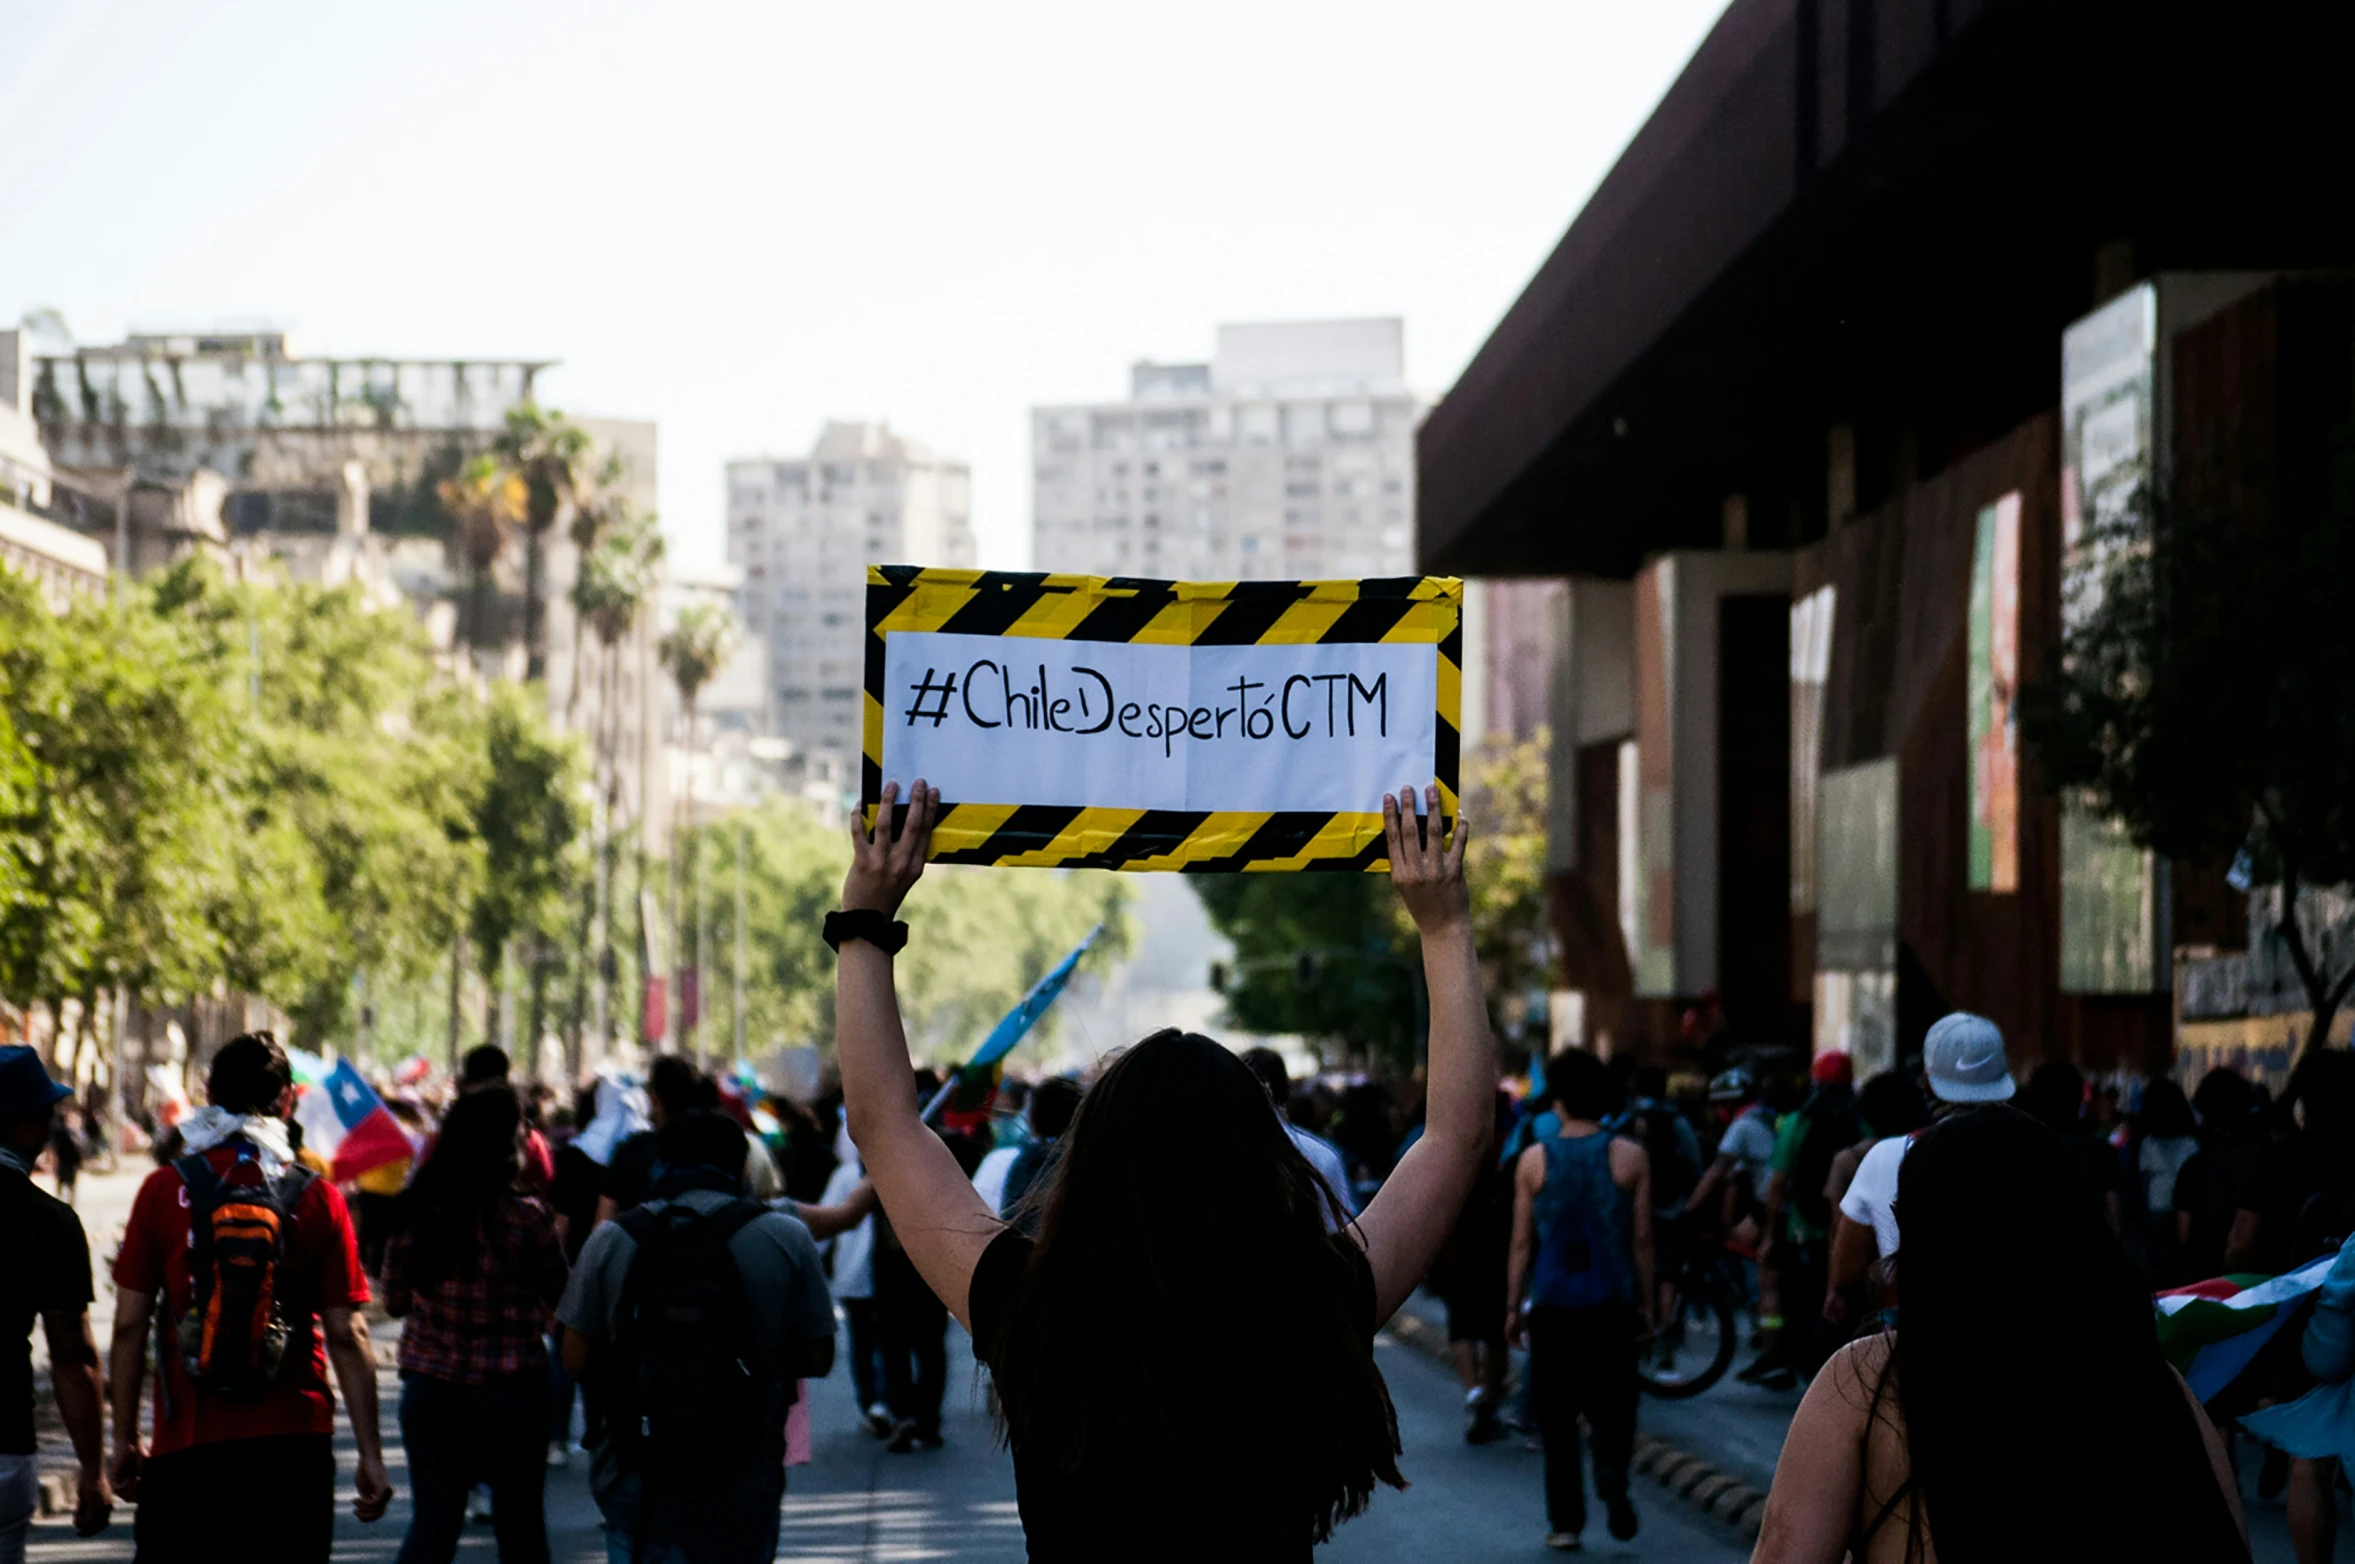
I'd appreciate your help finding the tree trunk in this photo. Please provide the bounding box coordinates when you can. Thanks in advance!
[524,526,548,684]
[2275,856,2355,1064]
[446,925,467,1074]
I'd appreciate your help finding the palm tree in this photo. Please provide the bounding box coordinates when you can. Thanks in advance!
[659,603,739,1058]
[566,506,665,1065]
[495,405,595,684]
[436,453,526,670]
[563,450,634,729]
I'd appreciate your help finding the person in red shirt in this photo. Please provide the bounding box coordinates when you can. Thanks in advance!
[108,1032,392,1564]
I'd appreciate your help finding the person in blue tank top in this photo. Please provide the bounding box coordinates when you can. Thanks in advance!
[1506,1047,1655,1553]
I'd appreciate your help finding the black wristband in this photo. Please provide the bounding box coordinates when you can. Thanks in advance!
[824,908,909,955]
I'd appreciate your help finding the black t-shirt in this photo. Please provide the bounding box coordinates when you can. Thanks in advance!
[2241,1133,2355,1273]
[968,1227,1379,1563]
[2,1164,93,1455]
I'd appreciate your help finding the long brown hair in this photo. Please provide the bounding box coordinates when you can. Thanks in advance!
[990,1030,1402,1541]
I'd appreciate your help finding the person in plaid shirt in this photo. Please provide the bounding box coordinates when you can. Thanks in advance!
[383,1084,567,1564]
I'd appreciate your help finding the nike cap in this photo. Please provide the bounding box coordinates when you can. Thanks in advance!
[1923,1012,2014,1104]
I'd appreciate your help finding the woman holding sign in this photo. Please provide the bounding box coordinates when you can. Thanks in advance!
[833,779,1493,1561]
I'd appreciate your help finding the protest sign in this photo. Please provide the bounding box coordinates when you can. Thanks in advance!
[863,568,1462,871]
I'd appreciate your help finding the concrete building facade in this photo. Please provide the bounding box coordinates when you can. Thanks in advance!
[726,422,975,760]
[1031,319,1419,583]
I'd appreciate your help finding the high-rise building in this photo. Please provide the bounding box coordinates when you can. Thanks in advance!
[726,421,974,757]
[1031,319,1420,582]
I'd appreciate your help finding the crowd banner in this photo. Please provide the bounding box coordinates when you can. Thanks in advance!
[863,568,1463,871]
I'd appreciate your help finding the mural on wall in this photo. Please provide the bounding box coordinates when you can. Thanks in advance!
[1967,493,2022,892]
[2058,286,2161,993]
[1789,584,1837,914]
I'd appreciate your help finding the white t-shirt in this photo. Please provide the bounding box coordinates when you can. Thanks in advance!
[1288,1124,1358,1217]
[1839,1134,1910,1260]
[1719,1107,1780,1202]
[818,1155,875,1300]
[971,1143,1021,1217]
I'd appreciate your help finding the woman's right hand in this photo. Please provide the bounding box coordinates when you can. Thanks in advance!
[844,780,938,917]
[1384,782,1470,936]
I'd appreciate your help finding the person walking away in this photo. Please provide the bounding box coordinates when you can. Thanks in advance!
[2133,1078,2201,1287]
[108,1032,391,1564]
[546,1085,605,1465]
[1427,1089,1515,1443]
[1506,1047,1655,1551]
[1818,1072,1927,1341]
[381,1085,567,1564]
[1749,1053,1858,1386]
[451,1046,556,1193]
[1826,1012,2014,1315]
[816,1121,892,1437]
[833,780,1495,1560]
[1752,1108,2249,1563]
[998,1076,1082,1223]
[872,1122,981,1453]
[2020,1060,2123,1233]
[597,1055,709,1222]
[0,1047,109,1559]
[2170,1067,2260,1280]
[560,1110,836,1564]
[1242,1049,1358,1219]
[46,1102,84,1208]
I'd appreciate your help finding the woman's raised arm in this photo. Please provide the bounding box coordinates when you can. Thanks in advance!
[1356,783,1497,1325]
[836,780,1004,1330]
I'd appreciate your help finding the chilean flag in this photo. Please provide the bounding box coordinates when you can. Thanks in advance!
[296,1058,416,1182]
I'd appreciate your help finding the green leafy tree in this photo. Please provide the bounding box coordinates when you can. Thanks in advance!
[1193,743,1549,1066]
[461,683,586,1070]
[2026,432,2355,1060]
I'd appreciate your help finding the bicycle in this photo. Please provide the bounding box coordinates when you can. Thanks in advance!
[1636,1225,1755,1399]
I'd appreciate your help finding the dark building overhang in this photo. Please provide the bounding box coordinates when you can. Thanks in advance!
[1419,0,2355,579]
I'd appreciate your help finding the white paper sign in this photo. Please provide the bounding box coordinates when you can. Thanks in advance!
[880,631,1440,814]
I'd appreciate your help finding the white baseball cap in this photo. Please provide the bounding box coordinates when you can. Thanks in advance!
[1923,1012,2014,1104]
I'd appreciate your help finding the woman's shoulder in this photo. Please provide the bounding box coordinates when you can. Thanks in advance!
[1804,1333,1898,1423]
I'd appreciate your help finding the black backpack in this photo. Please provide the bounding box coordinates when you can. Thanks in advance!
[606,1198,769,1474]
[173,1149,315,1399]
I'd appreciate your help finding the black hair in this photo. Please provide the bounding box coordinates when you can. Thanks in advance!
[1856,1071,1930,1140]
[2292,1048,2355,1141]
[1632,1064,1670,1100]
[207,1032,292,1117]
[2191,1066,2253,1131]
[1240,1046,1291,1105]
[395,1085,522,1287]
[657,1109,749,1179]
[2020,1060,2086,1133]
[1882,1108,2247,1562]
[1027,1077,1082,1141]
[1543,1047,1619,1122]
[460,1043,511,1087]
[646,1054,705,1120]
[991,1030,1399,1540]
[2136,1078,2197,1140]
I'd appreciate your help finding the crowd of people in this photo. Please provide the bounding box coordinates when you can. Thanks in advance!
[0,771,2350,1562]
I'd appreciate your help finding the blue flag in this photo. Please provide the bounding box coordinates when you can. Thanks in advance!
[923,925,1102,1123]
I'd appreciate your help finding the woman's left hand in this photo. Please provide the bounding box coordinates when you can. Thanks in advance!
[845,780,939,916]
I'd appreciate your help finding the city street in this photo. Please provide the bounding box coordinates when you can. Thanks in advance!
[26,1168,1767,1563]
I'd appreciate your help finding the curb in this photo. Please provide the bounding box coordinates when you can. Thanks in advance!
[36,1470,73,1517]
[1380,1311,1768,1543]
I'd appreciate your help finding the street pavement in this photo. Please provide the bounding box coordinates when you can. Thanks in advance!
[17,1166,2335,1560]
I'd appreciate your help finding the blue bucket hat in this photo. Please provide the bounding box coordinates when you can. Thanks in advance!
[0,1044,73,1120]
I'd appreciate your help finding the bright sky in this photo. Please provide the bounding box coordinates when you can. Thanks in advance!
[0,0,1724,574]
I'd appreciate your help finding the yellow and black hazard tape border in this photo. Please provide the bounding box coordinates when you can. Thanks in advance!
[861,567,1462,872]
